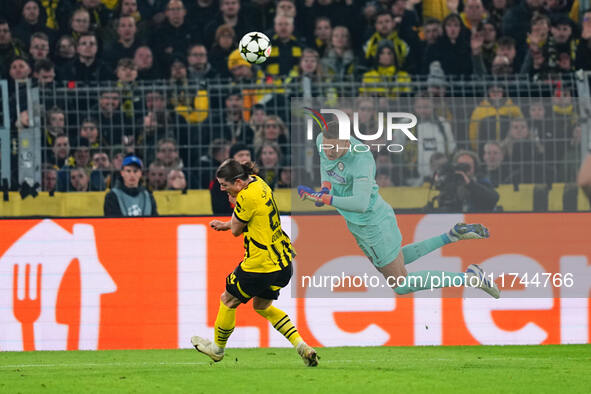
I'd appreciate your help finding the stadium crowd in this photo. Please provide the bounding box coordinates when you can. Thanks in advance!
[0,0,588,211]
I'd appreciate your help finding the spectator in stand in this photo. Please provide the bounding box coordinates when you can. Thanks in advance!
[193,138,230,189]
[545,16,577,74]
[321,25,357,80]
[137,0,167,26]
[376,168,394,188]
[208,24,236,79]
[310,17,332,57]
[57,0,112,40]
[28,32,51,62]
[166,169,187,190]
[245,0,275,32]
[187,0,219,31]
[71,138,92,169]
[8,56,32,82]
[169,56,211,126]
[495,36,519,73]
[92,150,111,172]
[92,150,113,188]
[187,44,219,82]
[482,140,509,187]
[501,117,548,184]
[363,11,410,72]
[146,159,168,191]
[42,163,58,192]
[547,87,580,181]
[360,40,411,97]
[0,18,27,78]
[390,0,421,71]
[417,18,442,64]
[50,134,74,169]
[448,150,499,212]
[469,85,523,158]
[220,89,255,146]
[502,0,544,66]
[203,0,254,48]
[277,167,291,188]
[402,93,456,186]
[62,7,91,42]
[133,45,160,80]
[95,89,135,147]
[67,167,92,192]
[286,48,324,82]
[42,107,66,154]
[301,0,354,41]
[13,1,54,48]
[53,35,76,71]
[136,91,191,163]
[77,117,108,149]
[578,149,591,206]
[57,32,112,83]
[248,104,267,139]
[519,14,552,76]
[152,0,201,68]
[114,0,150,39]
[256,141,281,190]
[576,9,591,70]
[423,13,473,77]
[115,58,142,119]
[471,19,498,75]
[487,0,510,31]
[103,15,143,70]
[276,0,305,37]
[104,155,158,217]
[254,114,289,160]
[461,0,488,30]
[266,14,303,77]
[92,150,111,170]
[155,138,184,170]
[489,54,514,75]
[34,58,56,85]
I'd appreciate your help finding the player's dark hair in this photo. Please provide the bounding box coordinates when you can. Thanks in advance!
[216,159,259,182]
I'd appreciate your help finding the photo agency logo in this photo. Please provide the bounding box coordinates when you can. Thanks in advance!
[303,107,418,153]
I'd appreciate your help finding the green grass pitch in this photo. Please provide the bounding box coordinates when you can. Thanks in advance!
[1,345,590,393]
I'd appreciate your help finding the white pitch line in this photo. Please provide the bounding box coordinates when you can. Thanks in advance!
[1,357,585,369]
[0,361,210,369]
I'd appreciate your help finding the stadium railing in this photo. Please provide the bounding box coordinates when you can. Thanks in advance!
[0,73,590,215]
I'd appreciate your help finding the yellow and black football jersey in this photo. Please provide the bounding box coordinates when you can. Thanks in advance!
[233,175,295,273]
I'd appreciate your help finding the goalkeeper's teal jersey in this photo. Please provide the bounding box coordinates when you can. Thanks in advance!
[316,134,394,225]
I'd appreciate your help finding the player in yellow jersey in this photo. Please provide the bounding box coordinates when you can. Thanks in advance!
[191,159,318,366]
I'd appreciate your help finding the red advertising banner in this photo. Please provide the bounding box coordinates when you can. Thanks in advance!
[0,214,589,351]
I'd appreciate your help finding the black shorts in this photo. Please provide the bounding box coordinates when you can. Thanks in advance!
[226,263,293,304]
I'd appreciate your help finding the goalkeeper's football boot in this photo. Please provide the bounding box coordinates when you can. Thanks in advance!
[191,336,224,362]
[296,342,319,367]
[465,264,500,299]
[448,223,490,242]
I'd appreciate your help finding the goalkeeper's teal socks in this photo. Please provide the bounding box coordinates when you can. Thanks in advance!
[392,270,465,295]
[402,234,452,265]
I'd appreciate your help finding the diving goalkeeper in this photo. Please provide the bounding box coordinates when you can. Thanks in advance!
[298,118,500,298]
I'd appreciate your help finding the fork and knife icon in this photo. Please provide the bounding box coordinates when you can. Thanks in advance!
[12,264,42,351]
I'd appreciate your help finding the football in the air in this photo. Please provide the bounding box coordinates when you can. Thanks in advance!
[238,32,272,64]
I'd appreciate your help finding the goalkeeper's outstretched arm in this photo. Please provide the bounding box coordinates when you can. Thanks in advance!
[329,177,372,213]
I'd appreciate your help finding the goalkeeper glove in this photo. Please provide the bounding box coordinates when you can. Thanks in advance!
[297,185,332,206]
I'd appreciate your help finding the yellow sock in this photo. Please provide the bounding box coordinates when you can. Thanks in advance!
[214,301,236,349]
[255,305,303,347]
